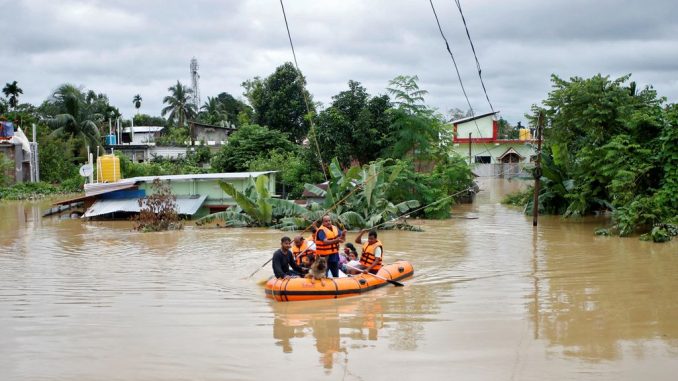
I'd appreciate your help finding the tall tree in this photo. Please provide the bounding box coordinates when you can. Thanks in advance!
[386,75,444,169]
[315,80,393,166]
[45,83,102,157]
[161,81,197,140]
[133,94,142,114]
[3,81,23,110]
[200,96,228,125]
[215,92,252,127]
[242,62,314,143]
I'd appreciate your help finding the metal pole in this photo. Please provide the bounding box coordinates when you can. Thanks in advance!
[468,132,472,164]
[532,112,544,226]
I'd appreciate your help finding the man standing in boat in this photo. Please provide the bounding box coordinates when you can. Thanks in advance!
[272,236,304,278]
[314,215,346,277]
[354,229,383,274]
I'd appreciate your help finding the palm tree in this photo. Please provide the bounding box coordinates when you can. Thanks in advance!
[161,81,197,142]
[2,81,23,110]
[46,84,102,158]
[133,94,142,114]
[200,96,228,125]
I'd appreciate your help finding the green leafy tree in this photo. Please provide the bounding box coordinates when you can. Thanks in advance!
[242,62,314,143]
[497,118,519,139]
[315,80,393,166]
[2,81,23,110]
[161,81,197,140]
[518,74,676,241]
[37,134,79,183]
[200,92,252,127]
[385,75,445,170]
[211,124,295,172]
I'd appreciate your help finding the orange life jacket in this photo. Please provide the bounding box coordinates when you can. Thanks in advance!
[314,225,339,256]
[292,239,314,266]
[360,239,383,271]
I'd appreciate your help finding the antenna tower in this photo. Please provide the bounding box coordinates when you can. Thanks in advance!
[190,57,200,110]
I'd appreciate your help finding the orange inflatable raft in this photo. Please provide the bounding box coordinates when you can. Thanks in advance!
[265,260,414,302]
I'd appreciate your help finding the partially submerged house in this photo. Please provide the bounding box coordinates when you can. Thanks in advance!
[52,171,277,220]
[449,111,536,177]
[0,122,39,184]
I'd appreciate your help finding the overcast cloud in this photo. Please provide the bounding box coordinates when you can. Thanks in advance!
[2,0,677,124]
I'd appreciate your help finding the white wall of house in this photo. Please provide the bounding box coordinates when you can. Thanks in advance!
[148,146,188,160]
[123,126,163,145]
[456,115,495,140]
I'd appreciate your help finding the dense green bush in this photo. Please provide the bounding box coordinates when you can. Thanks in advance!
[518,74,677,242]
[211,124,296,172]
[248,149,324,199]
[387,157,474,219]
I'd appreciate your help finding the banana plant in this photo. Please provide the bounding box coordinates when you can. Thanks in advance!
[196,175,306,227]
[302,158,420,229]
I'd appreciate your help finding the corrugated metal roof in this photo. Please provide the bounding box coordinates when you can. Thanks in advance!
[83,171,276,196]
[127,171,276,183]
[83,194,207,218]
[450,111,499,125]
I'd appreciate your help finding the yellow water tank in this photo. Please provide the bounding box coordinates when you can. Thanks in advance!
[519,128,531,141]
[97,154,121,183]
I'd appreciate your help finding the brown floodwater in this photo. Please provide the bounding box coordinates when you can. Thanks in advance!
[1,179,677,380]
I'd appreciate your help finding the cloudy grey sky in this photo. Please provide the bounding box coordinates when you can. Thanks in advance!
[2,0,677,124]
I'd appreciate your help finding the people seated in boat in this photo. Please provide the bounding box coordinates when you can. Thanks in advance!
[342,250,362,275]
[314,215,346,278]
[292,235,316,269]
[339,242,355,270]
[272,236,304,278]
[353,229,383,274]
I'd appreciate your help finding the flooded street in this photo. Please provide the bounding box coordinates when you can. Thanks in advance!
[1,179,677,380]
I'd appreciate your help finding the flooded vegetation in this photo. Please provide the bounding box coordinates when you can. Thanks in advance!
[1,179,676,380]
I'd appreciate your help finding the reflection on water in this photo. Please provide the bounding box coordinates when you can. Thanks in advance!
[1,181,678,380]
[272,297,383,369]
[529,216,678,362]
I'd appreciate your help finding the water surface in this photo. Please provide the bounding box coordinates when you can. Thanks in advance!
[1,179,676,380]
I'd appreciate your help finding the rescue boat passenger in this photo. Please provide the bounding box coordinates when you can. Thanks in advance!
[353,229,383,274]
[272,236,304,278]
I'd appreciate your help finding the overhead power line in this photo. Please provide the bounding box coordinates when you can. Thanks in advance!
[453,0,494,112]
[278,0,328,181]
[428,0,476,118]
[429,0,508,169]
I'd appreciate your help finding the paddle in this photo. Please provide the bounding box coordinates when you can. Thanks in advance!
[345,264,404,287]
[248,258,273,279]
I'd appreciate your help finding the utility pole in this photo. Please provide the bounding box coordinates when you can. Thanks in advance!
[532,111,544,226]
[468,132,472,164]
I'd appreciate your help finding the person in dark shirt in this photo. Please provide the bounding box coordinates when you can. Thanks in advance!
[272,236,304,278]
